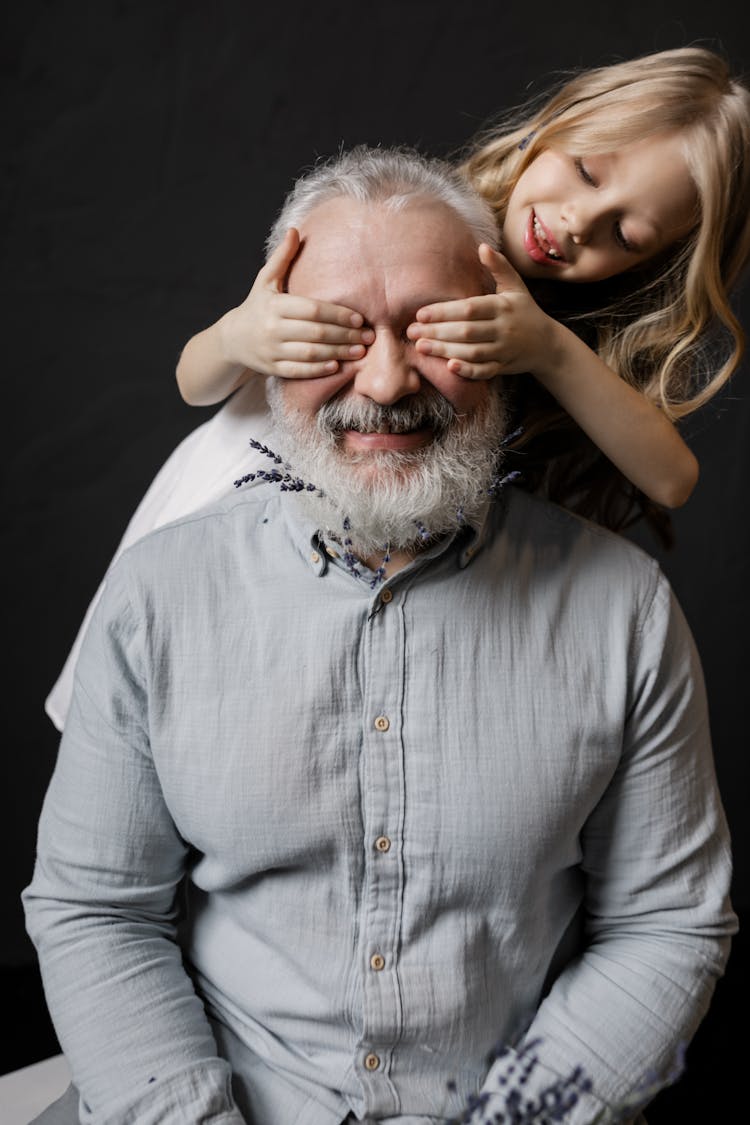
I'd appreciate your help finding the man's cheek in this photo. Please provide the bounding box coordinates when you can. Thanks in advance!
[280,368,355,413]
[417,357,489,414]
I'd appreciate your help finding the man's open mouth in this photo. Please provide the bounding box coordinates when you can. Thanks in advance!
[349,420,431,435]
[341,426,433,452]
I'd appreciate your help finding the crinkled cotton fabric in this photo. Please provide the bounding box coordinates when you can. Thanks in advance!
[25,484,735,1124]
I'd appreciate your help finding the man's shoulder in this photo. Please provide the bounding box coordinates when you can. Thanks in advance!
[125,482,279,551]
[108,482,283,589]
[499,488,664,591]
[505,487,655,551]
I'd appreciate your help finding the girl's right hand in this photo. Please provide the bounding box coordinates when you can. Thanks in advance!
[218,228,374,379]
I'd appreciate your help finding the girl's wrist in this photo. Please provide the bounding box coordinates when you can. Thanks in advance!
[216,308,244,367]
[529,316,575,388]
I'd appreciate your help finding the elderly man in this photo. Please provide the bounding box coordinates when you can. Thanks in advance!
[24,147,734,1125]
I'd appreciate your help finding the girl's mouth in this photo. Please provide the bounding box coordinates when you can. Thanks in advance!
[523,210,565,265]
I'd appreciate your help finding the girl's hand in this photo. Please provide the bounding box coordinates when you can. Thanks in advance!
[219,228,374,379]
[407,244,556,379]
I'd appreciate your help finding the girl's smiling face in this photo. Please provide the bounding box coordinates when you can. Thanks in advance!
[502,131,698,283]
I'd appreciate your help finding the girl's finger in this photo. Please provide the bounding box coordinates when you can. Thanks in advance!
[278,340,368,363]
[414,338,503,362]
[276,318,374,347]
[257,228,302,289]
[446,358,503,380]
[278,294,366,328]
[407,320,498,344]
[415,294,500,323]
[478,244,525,290]
[275,360,344,379]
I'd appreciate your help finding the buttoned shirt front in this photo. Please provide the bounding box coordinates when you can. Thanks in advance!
[24,483,736,1125]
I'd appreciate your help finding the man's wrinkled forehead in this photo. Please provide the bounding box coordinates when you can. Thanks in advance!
[286,196,490,309]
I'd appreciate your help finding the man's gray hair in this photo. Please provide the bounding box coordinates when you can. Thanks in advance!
[265,144,498,256]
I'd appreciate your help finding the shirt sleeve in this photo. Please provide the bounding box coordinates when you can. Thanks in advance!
[475,570,737,1124]
[23,560,246,1125]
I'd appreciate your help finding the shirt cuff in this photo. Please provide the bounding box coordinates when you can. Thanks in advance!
[79,1058,245,1125]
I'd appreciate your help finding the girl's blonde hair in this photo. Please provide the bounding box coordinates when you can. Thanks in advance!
[460,47,750,538]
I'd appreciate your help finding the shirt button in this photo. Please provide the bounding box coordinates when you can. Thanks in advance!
[380,588,393,604]
[374,715,390,732]
[370,953,385,971]
[364,1052,380,1071]
[374,835,391,853]
[310,550,321,565]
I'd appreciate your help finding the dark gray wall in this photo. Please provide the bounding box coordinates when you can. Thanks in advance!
[3,1,748,1117]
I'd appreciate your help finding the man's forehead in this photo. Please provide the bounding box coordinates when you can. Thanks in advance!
[287,196,486,306]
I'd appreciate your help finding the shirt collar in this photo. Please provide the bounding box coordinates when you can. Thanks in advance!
[456,499,493,569]
[279,491,497,583]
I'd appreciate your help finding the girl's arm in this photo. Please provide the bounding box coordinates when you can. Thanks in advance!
[525,320,699,508]
[176,228,374,407]
[409,245,698,510]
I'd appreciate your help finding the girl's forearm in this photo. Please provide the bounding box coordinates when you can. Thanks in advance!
[175,313,251,407]
[534,322,699,508]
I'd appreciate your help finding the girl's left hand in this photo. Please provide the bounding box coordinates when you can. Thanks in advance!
[407,244,556,379]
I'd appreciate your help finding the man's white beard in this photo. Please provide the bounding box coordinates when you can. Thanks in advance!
[266,379,509,557]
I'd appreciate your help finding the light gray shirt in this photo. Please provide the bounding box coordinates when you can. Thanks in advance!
[23,483,736,1125]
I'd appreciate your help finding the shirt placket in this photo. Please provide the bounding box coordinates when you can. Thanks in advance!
[355,581,407,1116]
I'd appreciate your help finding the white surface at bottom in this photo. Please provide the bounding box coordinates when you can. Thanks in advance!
[0,1054,71,1124]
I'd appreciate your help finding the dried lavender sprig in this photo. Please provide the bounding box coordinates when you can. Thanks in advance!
[248,438,286,465]
[340,517,363,580]
[499,425,525,448]
[234,440,323,494]
[448,1036,686,1125]
[233,468,284,488]
[488,470,522,496]
[279,475,313,492]
[232,437,522,588]
[451,1059,591,1125]
[234,468,322,492]
[369,544,391,589]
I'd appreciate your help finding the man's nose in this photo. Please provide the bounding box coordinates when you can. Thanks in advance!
[351,329,422,404]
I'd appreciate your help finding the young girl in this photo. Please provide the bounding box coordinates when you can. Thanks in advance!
[46,45,750,730]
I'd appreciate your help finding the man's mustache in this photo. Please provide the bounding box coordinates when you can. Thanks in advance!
[316,387,456,439]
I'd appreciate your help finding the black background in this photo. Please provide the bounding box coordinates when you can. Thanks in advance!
[3,2,748,1119]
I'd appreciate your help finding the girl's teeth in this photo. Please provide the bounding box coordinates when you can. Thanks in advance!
[533,216,561,259]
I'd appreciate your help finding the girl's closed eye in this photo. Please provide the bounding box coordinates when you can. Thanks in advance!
[574,157,637,252]
[613,222,636,252]
[574,157,597,186]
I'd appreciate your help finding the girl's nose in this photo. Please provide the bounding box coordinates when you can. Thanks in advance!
[561,201,596,245]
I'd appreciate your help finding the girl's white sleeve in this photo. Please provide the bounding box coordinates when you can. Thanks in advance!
[45,377,275,731]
